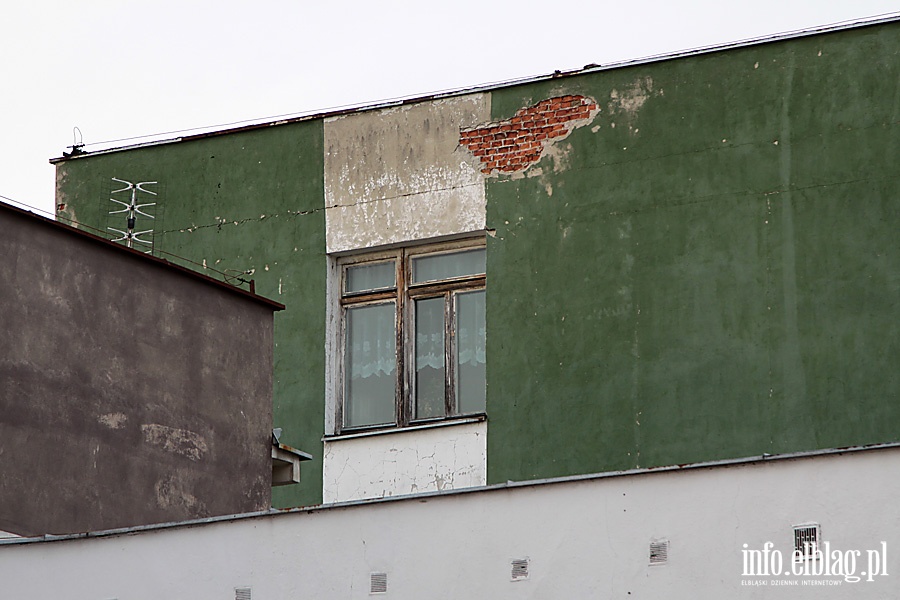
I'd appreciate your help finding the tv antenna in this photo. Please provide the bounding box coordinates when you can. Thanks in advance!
[62,127,85,158]
[108,177,157,252]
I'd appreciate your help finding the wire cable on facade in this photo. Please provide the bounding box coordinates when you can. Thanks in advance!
[0,192,255,291]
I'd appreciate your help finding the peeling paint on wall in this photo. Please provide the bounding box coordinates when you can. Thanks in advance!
[98,413,128,429]
[54,167,77,228]
[141,424,208,461]
[322,421,487,503]
[324,95,489,253]
[154,475,207,514]
[458,95,599,175]
[607,76,661,132]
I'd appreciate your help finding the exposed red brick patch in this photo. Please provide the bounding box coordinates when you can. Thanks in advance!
[459,95,599,175]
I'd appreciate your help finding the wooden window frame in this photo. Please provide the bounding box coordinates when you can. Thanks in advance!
[336,238,486,434]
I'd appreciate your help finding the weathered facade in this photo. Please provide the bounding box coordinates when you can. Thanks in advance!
[52,17,900,510]
[0,203,282,535]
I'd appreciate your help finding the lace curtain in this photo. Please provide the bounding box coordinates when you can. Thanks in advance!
[345,302,395,427]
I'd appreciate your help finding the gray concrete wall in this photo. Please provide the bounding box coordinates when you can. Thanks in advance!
[0,204,278,536]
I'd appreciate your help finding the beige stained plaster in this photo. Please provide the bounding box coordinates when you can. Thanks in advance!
[324,94,490,253]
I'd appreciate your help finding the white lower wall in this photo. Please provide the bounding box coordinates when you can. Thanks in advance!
[2,447,899,599]
[322,420,487,502]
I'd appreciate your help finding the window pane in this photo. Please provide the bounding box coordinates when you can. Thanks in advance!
[344,303,396,427]
[345,261,395,294]
[456,290,486,414]
[411,248,485,284]
[415,297,445,419]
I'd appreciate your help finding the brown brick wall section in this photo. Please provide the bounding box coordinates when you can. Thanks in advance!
[459,95,599,175]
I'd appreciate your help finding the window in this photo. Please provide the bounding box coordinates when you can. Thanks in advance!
[338,239,486,432]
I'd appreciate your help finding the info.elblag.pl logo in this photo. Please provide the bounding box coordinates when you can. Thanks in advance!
[741,541,889,585]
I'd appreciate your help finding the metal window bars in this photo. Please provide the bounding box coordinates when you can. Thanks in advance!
[793,524,820,559]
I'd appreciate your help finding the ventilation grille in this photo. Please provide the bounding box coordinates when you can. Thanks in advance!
[793,524,820,559]
[370,572,388,594]
[649,540,669,565]
[510,558,530,581]
[235,587,251,600]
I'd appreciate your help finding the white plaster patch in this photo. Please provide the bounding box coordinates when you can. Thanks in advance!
[98,412,128,429]
[326,185,485,253]
[322,421,487,503]
[324,94,490,253]
[141,424,208,461]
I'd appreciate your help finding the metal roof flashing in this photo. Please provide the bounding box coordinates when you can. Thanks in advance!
[49,14,899,164]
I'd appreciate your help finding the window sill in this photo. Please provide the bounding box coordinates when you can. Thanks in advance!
[323,414,486,442]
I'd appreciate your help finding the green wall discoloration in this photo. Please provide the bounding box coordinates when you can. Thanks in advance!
[56,122,326,508]
[485,23,900,483]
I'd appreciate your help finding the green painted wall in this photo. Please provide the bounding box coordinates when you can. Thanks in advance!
[55,22,899,498]
[485,23,900,482]
[56,122,326,508]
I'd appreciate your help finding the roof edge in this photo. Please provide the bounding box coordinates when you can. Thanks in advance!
[50,13,900,163]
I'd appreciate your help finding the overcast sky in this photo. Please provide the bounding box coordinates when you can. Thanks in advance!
[2,1,897,217]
